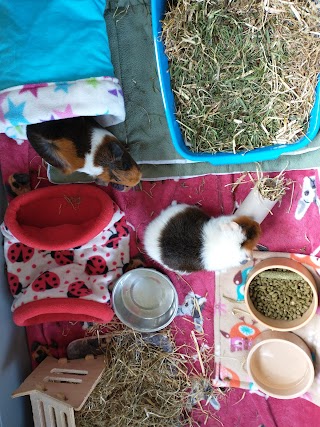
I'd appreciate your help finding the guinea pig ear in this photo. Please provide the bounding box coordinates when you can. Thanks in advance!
[220,221,240,232]
[234,216,261,249]
[94,139,127,166]
[26,130,72,173]
[230,221,240,231]
[108,141,125,162]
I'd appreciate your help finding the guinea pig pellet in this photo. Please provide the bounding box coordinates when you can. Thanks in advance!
[248,268,313,321]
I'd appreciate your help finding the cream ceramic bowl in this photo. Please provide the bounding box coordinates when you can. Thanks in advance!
[247,330,314,399]
[244,257,318,331]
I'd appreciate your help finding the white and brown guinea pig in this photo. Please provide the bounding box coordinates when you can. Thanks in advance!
[26,116,141,191]
[144,204,261,274]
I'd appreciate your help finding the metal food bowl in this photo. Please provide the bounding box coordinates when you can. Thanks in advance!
[112,268,178,332]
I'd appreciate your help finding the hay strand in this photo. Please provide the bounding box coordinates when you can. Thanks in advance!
[162,0,320,153]
[252,165,293,201]
[76,326,224,427]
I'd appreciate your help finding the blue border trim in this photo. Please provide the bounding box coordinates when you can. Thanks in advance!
[151,0,320,165]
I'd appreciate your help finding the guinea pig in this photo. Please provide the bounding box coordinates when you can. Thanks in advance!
[26,116,141,191]
[144,203,261,274]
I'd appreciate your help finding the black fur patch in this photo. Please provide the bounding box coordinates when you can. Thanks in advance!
[160,206,210,272]
[94,140,134,172]
[27,117,91,159]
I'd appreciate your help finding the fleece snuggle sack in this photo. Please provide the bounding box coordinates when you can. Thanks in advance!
[0,0,114,91]
[0,0,126,142]
[0,184,130,326]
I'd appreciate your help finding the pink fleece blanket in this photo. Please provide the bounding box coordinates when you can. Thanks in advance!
[1,133,320,426]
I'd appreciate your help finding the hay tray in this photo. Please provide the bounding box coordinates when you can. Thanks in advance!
[151,0,320,166]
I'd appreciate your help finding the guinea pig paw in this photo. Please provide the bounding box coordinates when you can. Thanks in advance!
[240,250,252,265]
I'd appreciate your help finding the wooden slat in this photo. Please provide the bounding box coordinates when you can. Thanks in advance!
[12,356,106,411]
[30,393,76,427]
[30,396,46,427]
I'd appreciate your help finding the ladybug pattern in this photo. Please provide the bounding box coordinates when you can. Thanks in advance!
[8,243,34,263]
[115,216,130,237]
[105,231,121,249]
[104,216,130,249]
[8,273,22,296]
[51,250,74,266]
[67,281,93,298]
[1,206,130,313]
[85,256,108,275]
[32,271,60,292]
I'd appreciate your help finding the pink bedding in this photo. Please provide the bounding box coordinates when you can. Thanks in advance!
[1,133,320,426]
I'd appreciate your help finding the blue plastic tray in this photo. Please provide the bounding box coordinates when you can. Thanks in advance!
[151,0,320,165]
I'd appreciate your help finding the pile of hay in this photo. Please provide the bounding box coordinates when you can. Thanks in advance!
[75,327,222,427]
[162,0,320,153]
[231,166,293,202]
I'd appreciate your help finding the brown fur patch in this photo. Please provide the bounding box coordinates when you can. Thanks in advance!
[234,216,261,250]
[94,137,141,187]
[54,138,85,174]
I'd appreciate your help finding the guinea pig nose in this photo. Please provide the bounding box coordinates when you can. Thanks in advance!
[110,183,125,191]
[240,259,249,265]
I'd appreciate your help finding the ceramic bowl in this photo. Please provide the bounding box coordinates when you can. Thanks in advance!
[112,268,178,332]
[244,257,318,331]
[247,330,314,399]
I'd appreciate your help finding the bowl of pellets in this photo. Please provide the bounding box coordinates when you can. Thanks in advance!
[244,257,318,331]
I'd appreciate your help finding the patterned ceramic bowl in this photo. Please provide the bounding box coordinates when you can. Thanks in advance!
[244,257,318,332]
[247,330,314,399]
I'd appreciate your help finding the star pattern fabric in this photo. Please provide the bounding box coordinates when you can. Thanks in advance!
[53,104,74,119]
[86,78,100,88]
[19,83,48,97]
[0,76,125,141]
[54,82,74,93]
[5,100,29,126]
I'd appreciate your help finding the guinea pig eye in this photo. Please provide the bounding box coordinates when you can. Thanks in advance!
[121,161,131,171]
[109,172,120,182]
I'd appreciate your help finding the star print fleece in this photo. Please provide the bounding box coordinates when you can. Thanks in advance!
[0,76,125,143]
[1,184,130,326]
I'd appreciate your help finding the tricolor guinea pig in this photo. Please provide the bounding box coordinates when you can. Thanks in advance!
[144,204,261,274]
[26,116,141,191]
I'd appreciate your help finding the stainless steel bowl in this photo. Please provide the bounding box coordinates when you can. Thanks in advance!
[112,268,178,332]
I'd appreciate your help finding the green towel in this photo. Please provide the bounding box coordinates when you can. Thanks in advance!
[48,0,320,184]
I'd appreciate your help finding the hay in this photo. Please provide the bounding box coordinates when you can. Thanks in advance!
[253,166,293,201]
[162,0,320,153]
[228,165,293,201]
[75,326,224,427]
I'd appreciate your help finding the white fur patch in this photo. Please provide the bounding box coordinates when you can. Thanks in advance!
[201,216,248,271]
[76,128,115,177]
